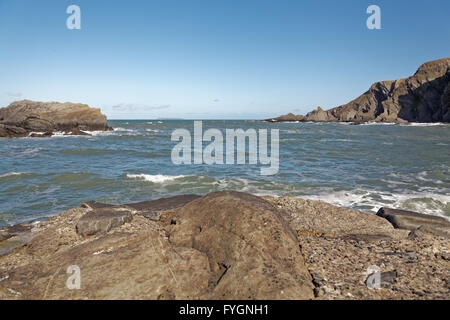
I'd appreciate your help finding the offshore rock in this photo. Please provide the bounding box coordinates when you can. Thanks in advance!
[0,100,112,137]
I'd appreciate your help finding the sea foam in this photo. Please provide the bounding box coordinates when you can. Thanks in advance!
[126,174,187,183]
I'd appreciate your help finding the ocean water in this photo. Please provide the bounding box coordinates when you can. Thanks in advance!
[0,120,449,226]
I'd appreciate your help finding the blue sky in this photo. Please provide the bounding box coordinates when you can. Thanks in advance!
[0,0,449,119]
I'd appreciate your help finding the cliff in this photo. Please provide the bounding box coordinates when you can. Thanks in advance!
[267,58,450,123]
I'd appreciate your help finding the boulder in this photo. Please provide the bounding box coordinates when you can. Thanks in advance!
[377,207,450,238]
[0,100,112,137]
[168,191,314,299]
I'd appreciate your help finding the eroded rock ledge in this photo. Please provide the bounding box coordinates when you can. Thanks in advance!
[0,191,448,300]
[0,100,112,138]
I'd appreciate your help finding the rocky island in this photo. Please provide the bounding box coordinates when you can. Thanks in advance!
[0,100,112,138]
[267,57,450,123]
[0,191,448,300]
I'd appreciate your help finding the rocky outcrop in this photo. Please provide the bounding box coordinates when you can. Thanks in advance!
[267,58,450,123]
[304,106,336,122]
[265,113,304,122]
[0,100,112,137]
[0,192,448,300]
[377,207,450,238]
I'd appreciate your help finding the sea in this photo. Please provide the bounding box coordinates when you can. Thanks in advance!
[0,120,449,226]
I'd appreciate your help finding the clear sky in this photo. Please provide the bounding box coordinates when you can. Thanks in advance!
[0,0,449,119]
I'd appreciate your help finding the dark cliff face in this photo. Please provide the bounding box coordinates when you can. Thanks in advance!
[267,58,450,123]
[312,58,450,123]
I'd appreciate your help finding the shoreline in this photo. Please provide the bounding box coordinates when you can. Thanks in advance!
[1,191,449,300]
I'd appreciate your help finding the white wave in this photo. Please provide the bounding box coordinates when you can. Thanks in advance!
[78,130,114,136]
[359,122,397,126]
[145,129,159,132]
[26,130,115,138]
[126,174,187,183]
[113,127,136,132]
[0,172,28,178]
[401,122,449,127]
[301,189,450,219]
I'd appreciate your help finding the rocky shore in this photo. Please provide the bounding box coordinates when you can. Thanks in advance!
[266,58,450,124]
[0,100,112,138]
[0,191,448,300]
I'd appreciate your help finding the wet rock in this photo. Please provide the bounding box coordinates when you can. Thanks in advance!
[76,208,133,237]
[377,207,450,238]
